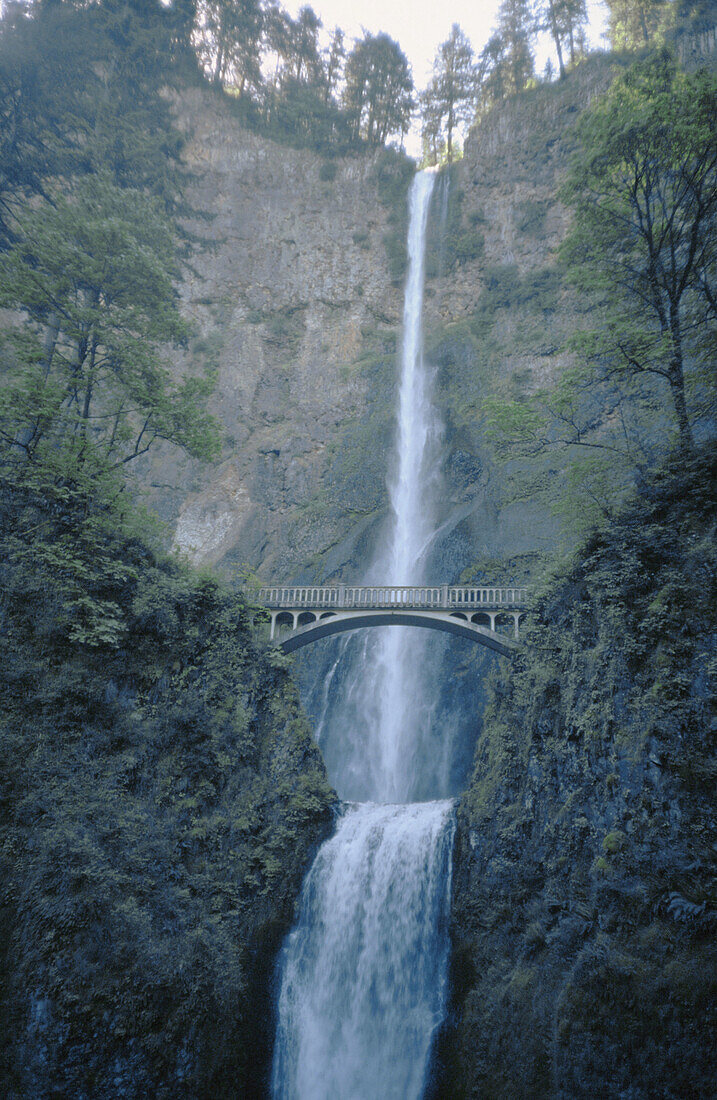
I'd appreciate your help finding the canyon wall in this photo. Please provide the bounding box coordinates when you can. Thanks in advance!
[154,57,622,587]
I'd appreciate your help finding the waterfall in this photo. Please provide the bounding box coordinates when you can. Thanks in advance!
[272,171,452,1100]
[272,801,454,1100]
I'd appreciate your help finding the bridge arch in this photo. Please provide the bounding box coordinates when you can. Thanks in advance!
[274,609,517,658]
[249,584,528,660]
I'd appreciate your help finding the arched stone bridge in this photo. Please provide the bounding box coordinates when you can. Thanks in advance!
[250,585,529,658]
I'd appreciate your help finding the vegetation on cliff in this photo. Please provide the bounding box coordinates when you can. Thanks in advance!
[437,31,717,1098]
[0,4,333,1094]
[440,446,717,1098]
[0,486,333,1095]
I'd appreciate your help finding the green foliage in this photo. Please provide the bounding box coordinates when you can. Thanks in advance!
[0,0,192,245]
[420,24,476,166]
[602,829,627,853]
[343,32,414,146]
[605,0,674,50]
[515,196,549,237]
[538,0,589,79]
[444,449,717,1098]
[0,12,333,1091]
[559,51,717,452]
[481,53,717,535]
[0,478,333,1094]
[0,173,220,473]
[476,0,536,111]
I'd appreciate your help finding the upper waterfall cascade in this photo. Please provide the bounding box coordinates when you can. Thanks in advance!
[272,171,458,1100]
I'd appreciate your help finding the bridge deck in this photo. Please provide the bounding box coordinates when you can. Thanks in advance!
[253,584,528,611]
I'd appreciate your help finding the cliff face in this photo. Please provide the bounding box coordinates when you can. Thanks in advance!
[146,87,403,579]
[436,451,717,1099]
[156,63,621,586]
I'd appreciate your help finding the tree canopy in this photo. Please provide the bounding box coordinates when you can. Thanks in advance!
[343,32,414,146]
[421,24,476,165]
[560,51,717,452]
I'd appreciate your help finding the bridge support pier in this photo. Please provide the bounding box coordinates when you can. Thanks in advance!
[269,611,299,640]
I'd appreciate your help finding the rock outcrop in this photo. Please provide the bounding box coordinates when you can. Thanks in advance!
[143,87,403,578]
[154,62,621,584]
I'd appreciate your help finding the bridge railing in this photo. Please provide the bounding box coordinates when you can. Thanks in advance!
[250,584,528,610]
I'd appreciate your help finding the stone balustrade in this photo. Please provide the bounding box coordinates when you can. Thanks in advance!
[251,584,528,610]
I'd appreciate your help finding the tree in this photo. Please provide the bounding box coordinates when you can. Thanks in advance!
[540,0,588,78]
[560,52,717,452]
[0,174,219,473]
[605,0,672,49]
[0,0,190,246]
[420,24,475,164]
[194,0,265,93]
[476,0,535,110]
[322,26,345,104]
[483,53,717,531]
[674,0,717,36]
[288,4,323,84]
[343,32,414,145]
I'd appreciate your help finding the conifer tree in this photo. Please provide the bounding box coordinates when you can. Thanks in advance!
[605,0,671,48]
[420,24,476,164]
[343,33,413,145]
[194,0,265,93]
[540,0,588,77]
[476,0,535,110]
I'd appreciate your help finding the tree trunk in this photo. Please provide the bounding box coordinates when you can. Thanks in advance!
[668,310,694,451]
[547,2,566,78]
[213,43,224,85]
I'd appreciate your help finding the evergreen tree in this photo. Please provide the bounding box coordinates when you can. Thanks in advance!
[540,0,588,77]
[605,0,672,49]
[194,0,265,93]
[0,0,190,246]
[420,24,476,164]
[674,0,717,35]
[323,26,345,104]
[288,4,323,84]
[0,174,219,476]
[343,32,414,145]
[477,0,535,110]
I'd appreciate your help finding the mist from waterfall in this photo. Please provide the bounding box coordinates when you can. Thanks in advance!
[272,171,454,1100]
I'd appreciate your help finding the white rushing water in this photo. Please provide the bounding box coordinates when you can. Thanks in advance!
[272,171,453,1100]
[315,169,448,805]
[271,801,454,1100]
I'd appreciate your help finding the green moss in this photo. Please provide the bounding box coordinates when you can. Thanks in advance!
[602,830,626,854]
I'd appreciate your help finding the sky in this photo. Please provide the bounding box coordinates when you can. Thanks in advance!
[285,0,611,86]
[285,0,610,153]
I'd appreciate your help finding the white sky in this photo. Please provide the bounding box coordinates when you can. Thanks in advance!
[285,0,610,153]
[285,0,610,84]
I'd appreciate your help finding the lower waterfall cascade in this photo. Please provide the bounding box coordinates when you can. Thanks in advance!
[272,170,455,1100]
